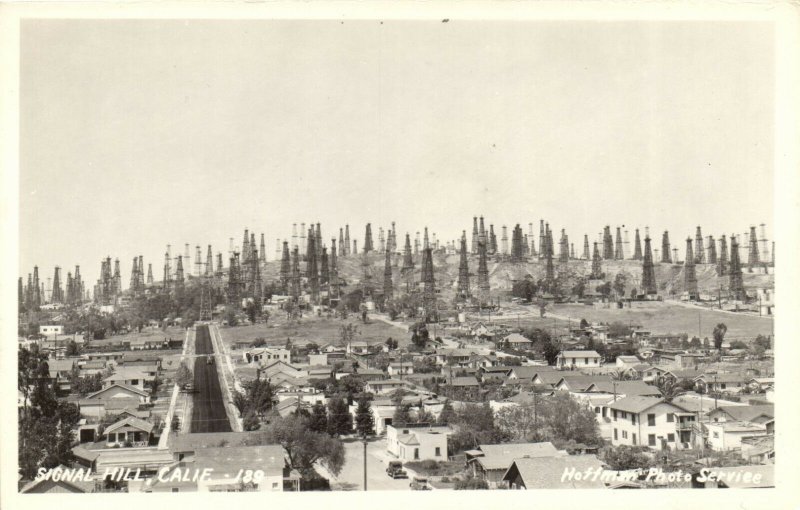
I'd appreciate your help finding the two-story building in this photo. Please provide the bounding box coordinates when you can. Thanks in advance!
[386,424,452,462]
[608,396,696,450]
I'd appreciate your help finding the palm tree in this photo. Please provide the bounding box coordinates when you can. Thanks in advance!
[610,369,632,381]
[712,323,727,350]
[655,375,687,402]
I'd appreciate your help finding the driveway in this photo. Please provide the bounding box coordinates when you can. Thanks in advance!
[322,438,412,491]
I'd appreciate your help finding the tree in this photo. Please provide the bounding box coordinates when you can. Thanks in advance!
[596,281,612,298]
[713,323,727,350]
[308,401,328,433]
[689,337,702,350]
[175,362,193,388]
[245,300,260,324]
[385,337,398,350]
[339,323,360,347]
[255,414,345,478]
[495,404,538,441]
[326,396,352,437]
[655,376,686,403]
[224,306,239,326]
[535,392,601,446]
[608,322,633,339]
[354,396,375,437]
[437,400,456,425]
[65,340,80,357]
[542,338,560,366]
[393,403,413,426]
[579,318,590,330]
[414,408,435,424]
[448,402,507,454]
[243,410,260,431]
[602,445,651,471]
[612,273,628,298]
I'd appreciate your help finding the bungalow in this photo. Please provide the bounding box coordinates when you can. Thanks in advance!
[747,377,775,392]
[386,424,452,462]
[48,358,77,393]
[306,365,333,380]
[365,378,410,394]
[694,373,748,394]
[615,355,641,369]
[353,367,385,381]
[705,421,770,451]
[556,350,602,369]
[502,455,606,489]
[80,383,150,412]
[625,364,668,383]
[555,375,612,393]
[707,404,774,433]
[39,325,65,337]
[102,367,153,392]
[275,397,314,418]
[465,354,500,369]
[465,442,563,486]
[346,341,369,355]
[502,333,534,351]
[507,365,556,382]
[740,435,775,464]
[105,416,154,447]
[608,396,695,450]
[435,348,477,366]
[262,360,305,379]
[387,362,414,377]
[479,365,514,381]
[244,347,291,365]
[80,360,108,376]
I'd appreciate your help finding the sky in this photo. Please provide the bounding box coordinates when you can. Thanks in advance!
[19,19,774,289]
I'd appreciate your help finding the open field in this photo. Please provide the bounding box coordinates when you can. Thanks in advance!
[218,315,407,349]
[86,326,186,348]
[551,302,773,341]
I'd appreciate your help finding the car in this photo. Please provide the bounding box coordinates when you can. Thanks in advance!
[386,461,408,479]
[181,383,195,393]
[410,477,430,490]
[206,355,214,365]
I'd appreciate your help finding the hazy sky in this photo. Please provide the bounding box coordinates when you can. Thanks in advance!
[20,20,773,287]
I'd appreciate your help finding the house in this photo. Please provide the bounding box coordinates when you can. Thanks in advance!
[244,347,291,364]
[80,360,108,376]
[48,358,77,393]
[626,364,669,383]
[275,397,314,417]
[102,367,153,391]
[507,365,555,382]
[615,355,641,369]
[705,421,770,451]
[556,350,602,369]
[740,435,774,464]
[365,378,410,394]
[586,380,662,398]
[145,445,291,492]
[386,424,452,462]
[747,377,775,392]
[346,341,369,355]
[555,375,612,393]
[502,455,606,489]
[479,365,514,381]
[608,396,696,450]
[502,333,534,350]
[435,348,477,366]
[78,384,150,418]
[306,365,333,380]
[694,373,748,394]
[387,362,414,377]
[465,442,563,486]
[39,325,65,337]
[354,367,385,381]
[262,360,305,379]
[104,416,154,447]
[707,404,774,433]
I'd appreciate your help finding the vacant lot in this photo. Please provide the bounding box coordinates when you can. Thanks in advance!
[218,315,407,350]
[551,302,773,341]
[87,326,187,348]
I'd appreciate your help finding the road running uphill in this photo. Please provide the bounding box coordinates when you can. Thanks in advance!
[190,325,232,433]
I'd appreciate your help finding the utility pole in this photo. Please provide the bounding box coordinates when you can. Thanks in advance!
[363,436,368,491]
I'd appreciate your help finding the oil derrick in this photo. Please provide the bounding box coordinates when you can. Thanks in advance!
[632,229,643,260]
[364,223,374,253]
[544,230,555,286]
[339,228,345,256]
[538,220,546,258]
[344,225,351,256]
[390,222,397,252]
[198,282,212,321]
[614,227,624,260]
[591,242,602,279]
[528,228,536,257]
[421,247,438,322]
[684,238,698,299]
[424,227,430,250]
[707,236,718,264]
[559,229,569,263]
[570,243,575,260]
[661,231,671,263]
[748,226,760,270]
[383,245,394,301]
[65,273,73,305]
[275,238,281,260]
[455,234,470,304]
[292,224,299,252]
[52,266,63,303]
[113,259,122,298]
[320,247,330,287]
[414,233,420,255]
[694,227,705,264]
[379,227,386,253]
[501,226,509,255]
[259,234,267,267]
[216,252,223,275]
[478,216,487,247]
[512,225,525,262]
[227,253,241,304]
[641,236,657,296]
[242,229,250,262]
[316,223,323,260]
[523,234,530,256]
[147,264,153,285]
[25,273,33,309]
[602,226,614,259]
[729,236,745,300]
[329,239,340,304]
[130,257,139,292]
[360,248,372,298]
[195,245,203,276]
[717,235,729,276]
[771,241,775,266]
[306,230,319,304]
[163,251,172,292]
[249,248,263,305]
[760,224,770,264]
[32,268,41,307]
[75,265,84,303]
[137,255,145,290]
[401,233,415,293]
[206,245,214,277]
[299,224,306,258]
[175,255,185,290]
[471,217,479,254]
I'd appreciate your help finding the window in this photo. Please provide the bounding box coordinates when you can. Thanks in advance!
[713,432,720,439]
[721,383,727,389]
[667,433,675,442]
[435,447,441,456]
[631,414,636,425]
[131,379,139,385]
[414,448,420,460]
[648,414,656,426]
[614,428,618,440]
[666,413,674,423]
[622,430,628,439]
[632,434,637,445]
[613,410,617,421]
[594,407,600,414]
[648,434,656,446]
[585,358,589,365]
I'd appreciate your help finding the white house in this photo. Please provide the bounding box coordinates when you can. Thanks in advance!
[39,325,64,337]
[706,422,770,451]
[244,347,290,364]
[387,362,414,377]
[386,424,451,462]
[556,350,602,369]
[608,396,696,450]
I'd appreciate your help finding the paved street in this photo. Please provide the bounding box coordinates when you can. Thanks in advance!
[190,325,232,433]
[324,438,411,491]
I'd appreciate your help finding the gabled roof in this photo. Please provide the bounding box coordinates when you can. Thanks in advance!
[85,383,149,400]
[695,373,748,384]
[105,416,154,435]
[504,333,533,343]
[397,434,420,446]
[608,396,680,414]
[558,350,601,358]
[447,376,480,387]
[473,442,561,470]
[557,375,612,391]
[503,455,605,489]
[510,366,557,380]
[19,465,96,493]
[103,367,152,382]
[587,381,662,397]
[616,356,640,363]
[709,404,774,423]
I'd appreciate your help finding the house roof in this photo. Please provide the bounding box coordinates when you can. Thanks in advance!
[85,383,149,400]
[696,373,748,384]
[616,356,640,363]
[504,333,532,344]
[105,416,154,435]
[473,442,561,470]
[557,375,612,391]
[588,381,662,397]
[709,404,774,423]
[448,376,480,387]
[558,350,601,358]
[170,431,266,452]
[103,368,152,382]
[708,421,767,433]
[397,434,420,446]
[608,396,674,414]
[19,465,96,493]
[48,359,76,372]
[510,366,557,380]
[503,455,606,489]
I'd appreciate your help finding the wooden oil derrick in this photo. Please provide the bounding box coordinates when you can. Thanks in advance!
[583,235,590,260]
[329,239,340,305]
[477,240,490,307]
[684,238,698,300]
[383,245,393,302]
[226,253,240,303]
[402,233,415,293]
[163,251,172,293]
[591,242,602,279]
[456,233,470,304]
[364,223,374,253]
[147,263,153,285]
[729,236,745,300]
[694,226,705,264]
[545,230,555,285]
[614,227,624,260]
[559,229,569,263]
[717,235,728,276]
[280,241,291,294]
[748,226,760,270]
[306,229,319,304]
[633,229,643,261]
[661,231,671,263]
[641,236,657,296]
[707,236,717,265]
[539,220,546,259]
[421,247,438,322]
[320,247,329,286]
[290,248,301,302]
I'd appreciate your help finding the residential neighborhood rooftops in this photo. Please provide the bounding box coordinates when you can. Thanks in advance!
[470,442,562,470]
[503,455,606,489]
[558,350,601,358]
[588,380,662,397]
[608,396,672,414]
[709,404,774,422]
